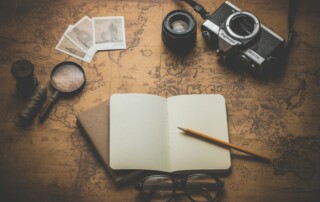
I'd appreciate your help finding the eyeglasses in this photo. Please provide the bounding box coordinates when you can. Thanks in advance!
[135,174,224,202]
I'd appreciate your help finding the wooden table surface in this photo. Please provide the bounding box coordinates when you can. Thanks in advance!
[0,0,319,201]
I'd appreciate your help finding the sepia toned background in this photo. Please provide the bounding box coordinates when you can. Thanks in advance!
[0,0,319,201]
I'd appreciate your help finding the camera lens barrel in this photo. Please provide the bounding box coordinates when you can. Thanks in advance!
[162,10,197,53]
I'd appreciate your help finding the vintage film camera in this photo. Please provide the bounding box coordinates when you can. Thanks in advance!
[162,0,291,75]
[200,1,286,74]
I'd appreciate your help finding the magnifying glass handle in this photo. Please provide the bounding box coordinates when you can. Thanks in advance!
[39,91,60,122]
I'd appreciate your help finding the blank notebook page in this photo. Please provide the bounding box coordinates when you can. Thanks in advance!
[167,94,231,172]
[109,94,170,171]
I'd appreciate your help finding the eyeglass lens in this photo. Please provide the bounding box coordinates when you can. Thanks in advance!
[186,175,219,202]
[141,175,220,202]
[143,176,175,202]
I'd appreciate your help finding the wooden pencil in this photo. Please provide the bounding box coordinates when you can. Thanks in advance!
[178,127,271,163]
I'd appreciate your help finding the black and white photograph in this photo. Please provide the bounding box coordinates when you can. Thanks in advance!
[65,16,96,56]
[55,25,94,63]
[92,16,126,50]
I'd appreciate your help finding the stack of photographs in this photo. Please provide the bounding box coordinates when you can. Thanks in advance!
[56,16,126,63]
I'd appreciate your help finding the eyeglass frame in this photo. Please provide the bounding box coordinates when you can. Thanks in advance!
[135,174,224,202]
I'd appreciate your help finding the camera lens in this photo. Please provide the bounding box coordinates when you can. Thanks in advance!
[162,10,197,53]
[226,12,260,40]
[171,20,189,33]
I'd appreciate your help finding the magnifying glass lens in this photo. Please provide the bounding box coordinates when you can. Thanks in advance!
[51,64,85,92]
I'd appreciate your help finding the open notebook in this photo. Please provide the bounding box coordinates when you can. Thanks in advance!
[110,93,231,172]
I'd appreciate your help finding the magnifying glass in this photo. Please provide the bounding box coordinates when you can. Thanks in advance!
[39,61,86,122]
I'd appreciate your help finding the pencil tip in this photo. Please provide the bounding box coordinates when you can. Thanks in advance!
[178,127,186,132]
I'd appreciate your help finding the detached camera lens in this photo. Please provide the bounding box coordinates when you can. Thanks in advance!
[162,10,196,53]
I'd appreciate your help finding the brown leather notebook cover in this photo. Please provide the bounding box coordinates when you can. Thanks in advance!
[77,100,142,184]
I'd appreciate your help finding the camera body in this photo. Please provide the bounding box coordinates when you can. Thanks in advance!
[201,1,286,74]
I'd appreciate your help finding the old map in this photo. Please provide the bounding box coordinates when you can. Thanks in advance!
[0,0,319,201]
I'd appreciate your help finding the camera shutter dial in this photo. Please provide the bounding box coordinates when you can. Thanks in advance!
[237,54,250,66]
